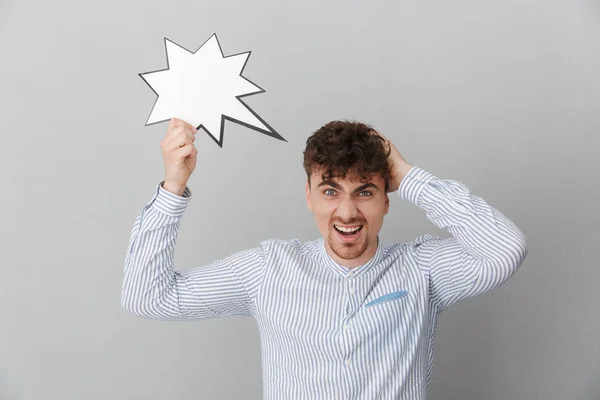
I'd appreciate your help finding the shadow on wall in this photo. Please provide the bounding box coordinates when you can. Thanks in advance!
[0,375,19,400]
[578,367,600,400]
[579,342,600,400]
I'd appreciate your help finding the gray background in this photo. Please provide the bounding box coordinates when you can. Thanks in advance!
[1,0,599,399]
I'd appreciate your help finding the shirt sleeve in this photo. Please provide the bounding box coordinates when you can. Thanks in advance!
[398,166,529,311]
[121,181,267,320]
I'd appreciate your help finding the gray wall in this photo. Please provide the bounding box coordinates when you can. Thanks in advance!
[1,0,599,399]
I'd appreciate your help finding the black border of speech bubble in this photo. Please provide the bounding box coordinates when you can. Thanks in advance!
[139,33,286,147]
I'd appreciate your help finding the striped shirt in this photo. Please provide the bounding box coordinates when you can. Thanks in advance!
[122,165,528,399]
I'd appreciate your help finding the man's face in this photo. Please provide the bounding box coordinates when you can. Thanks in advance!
[305,169,389,267]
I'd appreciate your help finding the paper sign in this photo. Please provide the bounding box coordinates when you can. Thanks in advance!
[139,33,285,147]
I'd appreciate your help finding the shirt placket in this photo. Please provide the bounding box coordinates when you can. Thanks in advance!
[341,269,361,399]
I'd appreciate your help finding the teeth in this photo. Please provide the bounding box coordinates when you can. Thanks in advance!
[334,225,361,233]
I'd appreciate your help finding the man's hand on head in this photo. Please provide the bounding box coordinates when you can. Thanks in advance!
[374,131,414,193]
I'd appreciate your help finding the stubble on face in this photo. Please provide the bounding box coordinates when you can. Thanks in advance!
[307,168,387,266]
[327,217,370,260]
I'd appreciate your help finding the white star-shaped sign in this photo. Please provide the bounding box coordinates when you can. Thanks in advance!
[139,33,285,147]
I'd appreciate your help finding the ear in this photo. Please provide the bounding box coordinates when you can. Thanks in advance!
[384,193,389,215]
[305,181,313,212]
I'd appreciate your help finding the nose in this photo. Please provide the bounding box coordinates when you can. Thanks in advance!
[335,195,360,223]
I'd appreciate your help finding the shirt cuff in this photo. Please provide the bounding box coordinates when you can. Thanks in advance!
[148,181,192,217]
[397,166,436,206]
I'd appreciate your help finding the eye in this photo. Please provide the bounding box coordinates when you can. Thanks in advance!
[358,191,372,196]
[324,189,336,196]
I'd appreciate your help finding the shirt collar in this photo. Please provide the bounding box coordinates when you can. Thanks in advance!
[319,236,384,279]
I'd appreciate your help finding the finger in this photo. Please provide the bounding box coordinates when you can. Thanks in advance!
[167,126,196,146]
[170,135,194,151]
[167,118,184,133]
[162,137,188,153]
[180,127,196,144]
[174,125,196,141]
[167,118,197,135]
[180,121,197,133]
[175,143,195,157]
[372,129,388,141]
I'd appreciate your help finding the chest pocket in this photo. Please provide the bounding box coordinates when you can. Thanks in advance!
[365,290,408,308]
[360,284,412,333]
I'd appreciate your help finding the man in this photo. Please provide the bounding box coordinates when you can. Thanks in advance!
[122,118,528,399]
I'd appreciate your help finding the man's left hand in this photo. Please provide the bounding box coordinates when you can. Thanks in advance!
[376,132,414,193]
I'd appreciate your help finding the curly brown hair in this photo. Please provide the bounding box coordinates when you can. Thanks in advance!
[303,120,392,192]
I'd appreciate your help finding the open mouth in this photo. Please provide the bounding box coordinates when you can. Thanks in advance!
[333,224,363,237]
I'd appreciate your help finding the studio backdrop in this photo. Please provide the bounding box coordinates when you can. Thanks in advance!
[1,0,599,399]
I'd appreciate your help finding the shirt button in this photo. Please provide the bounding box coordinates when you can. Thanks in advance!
[343,323,349,330]
[349,287,355,295]
[345,359,352,366]
[348,271,354,278]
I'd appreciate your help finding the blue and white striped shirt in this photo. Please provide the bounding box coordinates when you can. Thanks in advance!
[122,166,528,399]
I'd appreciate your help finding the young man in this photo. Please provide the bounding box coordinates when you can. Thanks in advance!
[122,118,528,399]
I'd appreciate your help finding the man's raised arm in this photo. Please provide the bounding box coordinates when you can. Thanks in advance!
[122,182,268,320]
[378,132,528,312]
[122,118,268,320]
[398,165,528,311]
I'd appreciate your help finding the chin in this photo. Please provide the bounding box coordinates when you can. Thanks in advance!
[327,228,370,261]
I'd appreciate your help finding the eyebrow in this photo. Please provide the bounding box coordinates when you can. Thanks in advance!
[317,181,380,193]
